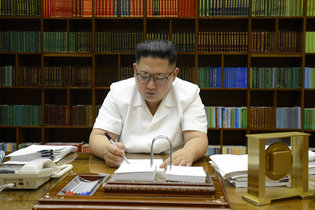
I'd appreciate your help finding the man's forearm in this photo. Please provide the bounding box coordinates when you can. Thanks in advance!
[89,129,110,159]
[183,131,208,162]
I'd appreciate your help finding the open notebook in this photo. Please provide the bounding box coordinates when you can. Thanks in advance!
[112,159,207,183]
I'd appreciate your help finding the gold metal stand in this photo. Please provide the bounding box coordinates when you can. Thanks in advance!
[243,132,313,205]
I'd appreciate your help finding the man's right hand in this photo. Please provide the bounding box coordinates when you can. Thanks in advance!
[103,142,126,167]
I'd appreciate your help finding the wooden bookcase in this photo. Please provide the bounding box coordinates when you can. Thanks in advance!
[0,0,315,151]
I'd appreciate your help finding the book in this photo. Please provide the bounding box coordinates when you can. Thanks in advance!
[4,145,77,165]
[112,159,207,183]
[165,165,206,183]
[111,159,163,182]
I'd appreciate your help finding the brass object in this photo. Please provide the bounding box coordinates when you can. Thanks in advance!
[243,132,313,206]
[265,142,292,180]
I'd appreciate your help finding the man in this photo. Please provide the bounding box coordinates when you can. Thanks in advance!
[89,39,208,168]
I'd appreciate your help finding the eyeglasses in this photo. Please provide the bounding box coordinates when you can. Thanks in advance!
[135,67,175,85]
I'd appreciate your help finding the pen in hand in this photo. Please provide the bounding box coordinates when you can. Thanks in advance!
[105,132,130,164]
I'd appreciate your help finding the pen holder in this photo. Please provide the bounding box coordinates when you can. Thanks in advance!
[57,174,108,196]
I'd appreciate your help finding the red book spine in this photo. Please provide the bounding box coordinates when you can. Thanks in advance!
[178,0,182,17]
[130,0,134,17]
[147,0,151,17]
[43,0,47,17]
[160,0,163,17]
[95,0,98,16]
[140,0,143,16]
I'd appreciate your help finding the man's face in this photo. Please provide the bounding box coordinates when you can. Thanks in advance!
[134,57,178,106]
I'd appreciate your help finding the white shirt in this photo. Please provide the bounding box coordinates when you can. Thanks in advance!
[93,77,207,154]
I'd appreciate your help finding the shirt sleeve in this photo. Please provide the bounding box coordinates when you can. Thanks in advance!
[93,88,123,135]
[181,86,208,133]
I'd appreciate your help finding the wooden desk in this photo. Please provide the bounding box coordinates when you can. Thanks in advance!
[1,153,315,210]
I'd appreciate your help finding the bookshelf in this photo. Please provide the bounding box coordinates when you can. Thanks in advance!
[1,0,315,153]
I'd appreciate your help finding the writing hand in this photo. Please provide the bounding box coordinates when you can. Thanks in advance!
[103,142,126,168]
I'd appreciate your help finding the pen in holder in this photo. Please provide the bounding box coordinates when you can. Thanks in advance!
[150,135,172,170]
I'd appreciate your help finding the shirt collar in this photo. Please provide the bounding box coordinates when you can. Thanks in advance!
[132,85,176,108]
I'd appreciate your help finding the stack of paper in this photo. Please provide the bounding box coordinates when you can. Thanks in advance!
[210,150,315,188]
[165,165,206,183]
[4,145,77,165]
[112,159,163,182]
[112,159,207,183]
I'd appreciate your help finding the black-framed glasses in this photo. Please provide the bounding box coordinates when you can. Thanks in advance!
[135,67,175,85]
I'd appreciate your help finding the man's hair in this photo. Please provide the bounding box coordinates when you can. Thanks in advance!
[135,39,177,66]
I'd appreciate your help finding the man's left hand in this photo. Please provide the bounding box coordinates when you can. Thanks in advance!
[160,148,194,168]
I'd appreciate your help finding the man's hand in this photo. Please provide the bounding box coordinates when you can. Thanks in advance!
[159,130,208,169]
[160,148,194,168]
[103,142,126,168]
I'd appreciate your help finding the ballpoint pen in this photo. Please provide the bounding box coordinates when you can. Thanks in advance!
[105,132,130,164]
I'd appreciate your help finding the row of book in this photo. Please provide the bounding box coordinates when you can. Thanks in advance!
[44,0,197,18]
[198,67,248,88]
[250,31,275,53]
[249,107,274,128]
[44,66,91,87]
[206,145,247,156]
[43,0,92,17]
[0,142,90,152]
[45,105,98,126]
[250,67,301,88]
[307,0,315,16]
[223,67,248,88]
[205,106,248,128]
[3,0,314,17]
[120,67,134,80]
[147,0,196,17]
[198,31,301,53]
[0,31,309,53]
[95,32,143,52]
[276,107,301,129]
[96,32,194,53]
[205,106,303,129]
[1,66,314,89]
[278,31,301,52]
[71,105,94,126]
[305,108,315,130]
[95,66,118,87]
[252,0,303,16]
[44,32,92,53]
[0,31,41,52]
[0,66,91,87]
[198,32,248,53]
[95,0,117,17]
[0,105,98,126]
[0,66,14,87]
[0,105,41,126]
[305,68,315,89]
[199,0,249,17]
[177,66,194,83]
[198,67,222,88]
[0,0,40,16]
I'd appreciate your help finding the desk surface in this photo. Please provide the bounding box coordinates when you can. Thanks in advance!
[1,153,315,210]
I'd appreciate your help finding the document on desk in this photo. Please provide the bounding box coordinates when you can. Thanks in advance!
[112,159,207,183]
[112,159,164,182]
[165,165,207,183]
[4,145,77,165]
